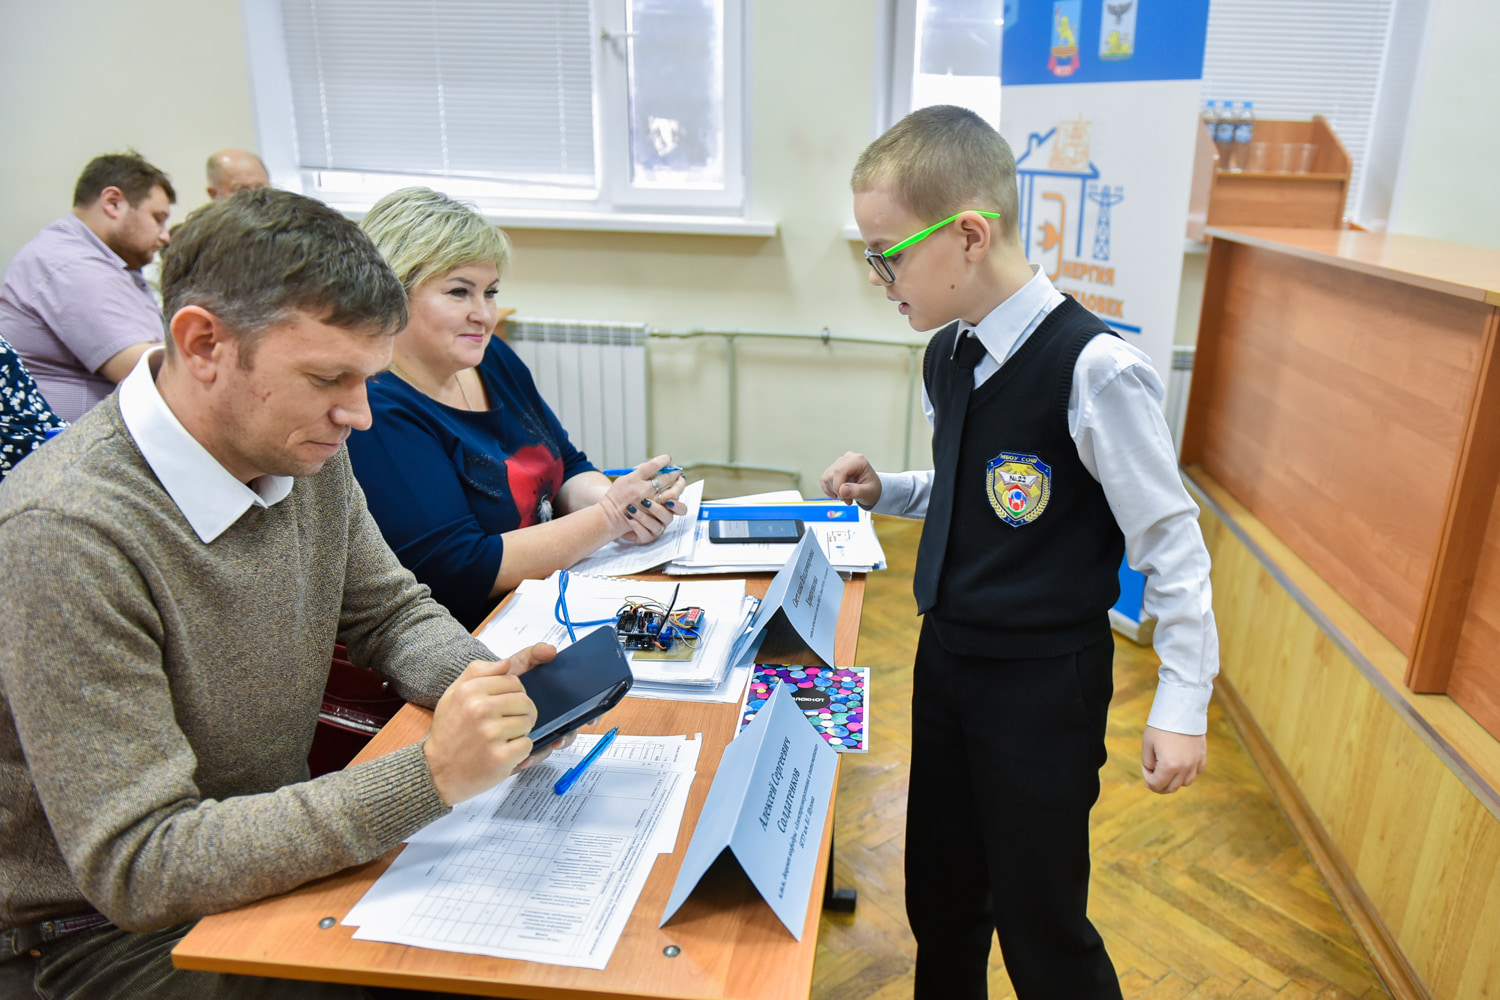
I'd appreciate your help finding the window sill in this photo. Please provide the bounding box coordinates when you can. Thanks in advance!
[489,211,777,237]
[336,201,778,238]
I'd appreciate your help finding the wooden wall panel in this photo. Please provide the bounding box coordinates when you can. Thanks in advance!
[1446,470,1500,736]
[1205,176,1348,230]
[1406,307,1500,701]
[1449,656,1500,742]
[1197,484,1500,999]
[1186,242,1491,652]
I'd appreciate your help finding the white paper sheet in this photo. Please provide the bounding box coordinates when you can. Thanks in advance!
[567,480,706,577]
[476,573,752,689]
[345,733,700,969]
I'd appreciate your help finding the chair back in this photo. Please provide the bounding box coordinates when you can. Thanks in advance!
[307,644,406,777]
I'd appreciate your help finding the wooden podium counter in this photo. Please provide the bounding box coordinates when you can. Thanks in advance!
[1182,228,1500,1000]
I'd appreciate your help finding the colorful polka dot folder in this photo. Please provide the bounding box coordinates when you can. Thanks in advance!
[739,665,868,753]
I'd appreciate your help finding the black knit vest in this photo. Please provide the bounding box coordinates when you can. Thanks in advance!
[922,297,1125,658]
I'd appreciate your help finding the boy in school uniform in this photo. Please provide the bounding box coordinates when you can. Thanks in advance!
[821,106,1219,999]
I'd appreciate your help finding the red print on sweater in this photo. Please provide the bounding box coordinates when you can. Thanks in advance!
[506,444,563,526]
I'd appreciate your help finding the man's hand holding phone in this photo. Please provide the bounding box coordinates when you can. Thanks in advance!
[424,644,551,806]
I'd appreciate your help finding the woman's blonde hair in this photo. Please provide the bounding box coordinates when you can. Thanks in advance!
[361,187,513,293]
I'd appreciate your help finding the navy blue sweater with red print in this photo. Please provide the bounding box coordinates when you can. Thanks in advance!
[347,337,595,629]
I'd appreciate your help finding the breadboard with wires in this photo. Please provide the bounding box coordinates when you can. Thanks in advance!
[615,592,705,661]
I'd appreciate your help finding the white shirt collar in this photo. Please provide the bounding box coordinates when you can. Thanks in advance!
[118,348,294,543]
[957,265,1063,364]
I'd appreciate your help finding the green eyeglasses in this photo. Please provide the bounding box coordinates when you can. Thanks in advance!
[864,210,1003,283]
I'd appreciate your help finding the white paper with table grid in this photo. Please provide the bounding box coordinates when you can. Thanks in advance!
[343,733,701,968]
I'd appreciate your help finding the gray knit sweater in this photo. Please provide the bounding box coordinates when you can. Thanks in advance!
[0,396,493,932]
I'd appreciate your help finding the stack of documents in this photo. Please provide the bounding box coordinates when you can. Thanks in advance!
[345,732,700,970]
[477,571,760,704]
[665,490,888,576]
[566,480,706,577]
[554,483,884,579]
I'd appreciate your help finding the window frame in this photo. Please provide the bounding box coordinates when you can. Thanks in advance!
[870,0,1005,138]
[870,0,917,139]
[239,0,762,233]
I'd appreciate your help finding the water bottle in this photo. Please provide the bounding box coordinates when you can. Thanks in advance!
[1231,101,1255,172]
[1213,102,1236,169]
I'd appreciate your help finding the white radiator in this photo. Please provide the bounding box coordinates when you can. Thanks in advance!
[504,318,650,471]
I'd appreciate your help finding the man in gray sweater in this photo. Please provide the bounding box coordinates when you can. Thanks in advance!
[0,188,550,998]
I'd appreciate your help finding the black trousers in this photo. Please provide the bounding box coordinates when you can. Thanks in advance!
[905,619,1123,1000]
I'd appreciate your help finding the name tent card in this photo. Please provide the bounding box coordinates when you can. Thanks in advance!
[728,532,844,670]
[660,680,837,940]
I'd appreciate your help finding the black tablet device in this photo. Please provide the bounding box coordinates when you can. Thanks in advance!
[520,626,634,747]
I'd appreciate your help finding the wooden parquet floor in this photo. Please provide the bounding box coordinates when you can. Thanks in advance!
[811,516,1390,1000]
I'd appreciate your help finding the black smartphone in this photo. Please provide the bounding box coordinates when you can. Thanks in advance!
[707,518,806,544]
[519,627,634,747]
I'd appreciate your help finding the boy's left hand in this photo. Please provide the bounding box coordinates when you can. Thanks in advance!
[1141,726,1206,794]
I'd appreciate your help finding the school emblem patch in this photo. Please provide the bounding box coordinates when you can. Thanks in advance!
[986,452,1052,527]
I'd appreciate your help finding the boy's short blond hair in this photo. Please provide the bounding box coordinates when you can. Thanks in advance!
[361,186,513,293]
[851,105,1020,245]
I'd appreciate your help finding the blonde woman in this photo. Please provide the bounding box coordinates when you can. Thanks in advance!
[348,187,686,629]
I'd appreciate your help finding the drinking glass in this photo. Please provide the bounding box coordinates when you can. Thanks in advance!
[1278,143,1317,174]
[1244,142,1270,173]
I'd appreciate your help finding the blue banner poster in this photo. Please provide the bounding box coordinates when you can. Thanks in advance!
[1001,0,1209,381]
[1001,1,1209,641]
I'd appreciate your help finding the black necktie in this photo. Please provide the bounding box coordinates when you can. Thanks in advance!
[913,330,989,615]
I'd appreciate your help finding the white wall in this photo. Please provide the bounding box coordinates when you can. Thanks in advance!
[0,0,929,494]
[1388,0,1500,250]
[0,0,258,272]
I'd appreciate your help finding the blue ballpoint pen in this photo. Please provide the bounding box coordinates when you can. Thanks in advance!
[600,465,682,477]
[553,727,619,794]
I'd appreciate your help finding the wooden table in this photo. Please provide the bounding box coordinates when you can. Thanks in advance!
[174,574,865,999]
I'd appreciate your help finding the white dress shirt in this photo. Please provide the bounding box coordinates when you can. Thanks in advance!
[873,267,1219,736]
[118,348,294,544]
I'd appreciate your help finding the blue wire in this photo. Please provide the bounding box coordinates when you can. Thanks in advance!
[554,570,616,642]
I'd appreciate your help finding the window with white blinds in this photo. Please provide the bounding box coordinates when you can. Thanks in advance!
[1200,0,1399,225]
[242,0,748,222]
[281,0,597,188]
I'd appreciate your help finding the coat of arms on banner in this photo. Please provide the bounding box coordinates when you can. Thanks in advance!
[1048,1,1082,76]
[986,452,1052,527]
[1099,1,1137,60]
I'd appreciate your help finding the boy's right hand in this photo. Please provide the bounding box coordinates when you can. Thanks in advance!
[820,452,883,507]
[424,645,549,806]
